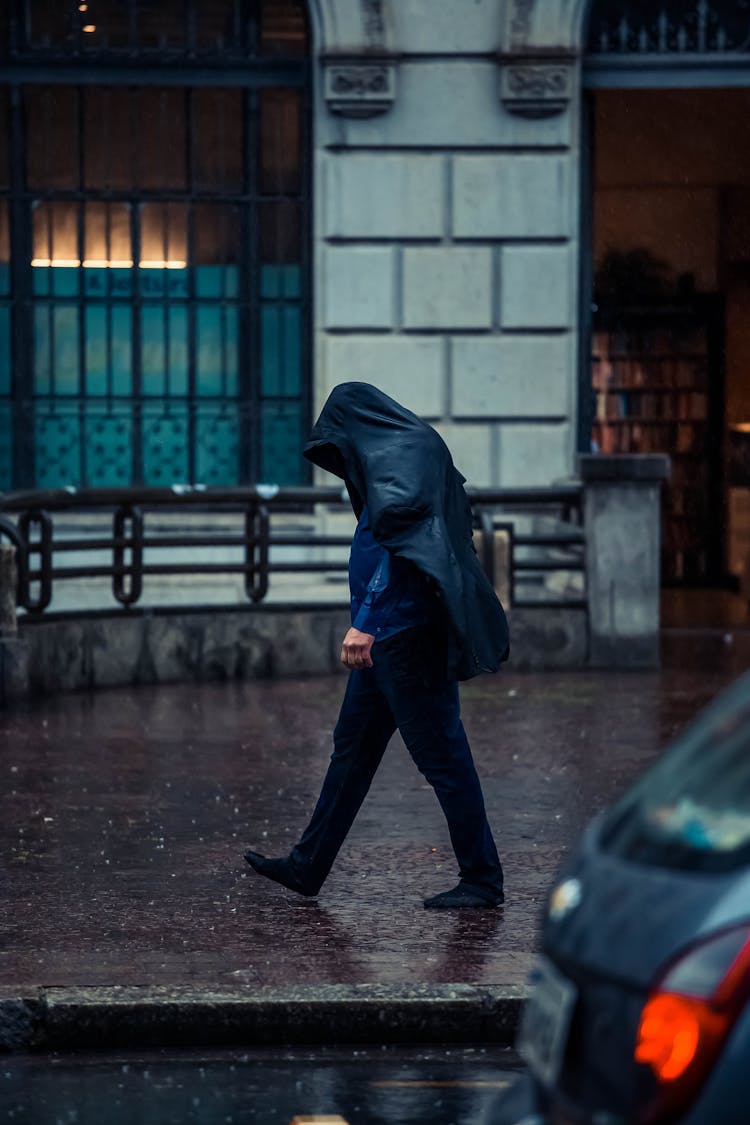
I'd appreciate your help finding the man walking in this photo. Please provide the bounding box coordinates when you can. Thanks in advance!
[245,382,509,908]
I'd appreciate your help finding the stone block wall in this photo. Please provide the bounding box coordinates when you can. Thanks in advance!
[315,0,582,489]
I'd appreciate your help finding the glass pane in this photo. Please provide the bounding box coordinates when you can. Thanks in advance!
[35,404,81,488]
[194,204,239,297]
[260,263,300,299]
[260,400,303,484]
[196,1,240,51]
[52,305,80,395]
[33,306,51,394]
[136,89,186,191]
[142,403,189,485]
[84,404,133,487]
[137,1,186,49]
[141,305,166,397]
[84,202,132,268]
[26,86,79,190]
[85,305,108,395]
[84,88,135,191]
[140,202,188,272]
[111,305,133,395]
[166,306,189,396]
[0,306,10,395]
[193,89,243,192]
[260,89,301,195]
[197,304,237,397]
[196,406,239,485]
[0,89,8,187]
[261,304,300,396]
[0,401,11,491]
[28,1,74,47]
[72,1,132,49]
[260,0,308,56]
[259,201,300,264]
[0,200,9,296]
[32,201,79,266]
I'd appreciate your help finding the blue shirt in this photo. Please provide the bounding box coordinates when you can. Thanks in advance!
[349,506,432,640]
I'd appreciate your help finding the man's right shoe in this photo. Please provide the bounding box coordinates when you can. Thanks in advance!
[244,850,317,897]
[424,883,504,909]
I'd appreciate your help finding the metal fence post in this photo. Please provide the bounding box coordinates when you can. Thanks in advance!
[0,542,30,705]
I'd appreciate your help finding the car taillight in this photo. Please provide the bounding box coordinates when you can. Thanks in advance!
[634,923,750,1123]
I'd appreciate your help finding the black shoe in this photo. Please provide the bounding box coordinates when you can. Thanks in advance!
[243,850,317,897]
[423,883,504,909]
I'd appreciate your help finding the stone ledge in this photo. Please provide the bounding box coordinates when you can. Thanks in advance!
[579,454,671,483]
[0,984,527,1052]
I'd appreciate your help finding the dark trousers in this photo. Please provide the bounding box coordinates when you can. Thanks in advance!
[290,625,503,897]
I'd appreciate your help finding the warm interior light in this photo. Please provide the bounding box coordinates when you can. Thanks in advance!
[82,24,96,33]
[139,260,187,269]
[82,259,134,268]
[31,259,187,269]
[31,258,80,268]
[79,2,88,10]
[635,993,725,1082]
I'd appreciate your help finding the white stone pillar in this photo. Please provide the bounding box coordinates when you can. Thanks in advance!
[580,454,670,667]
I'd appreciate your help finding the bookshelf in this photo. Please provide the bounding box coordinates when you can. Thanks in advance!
[591,300,724,585]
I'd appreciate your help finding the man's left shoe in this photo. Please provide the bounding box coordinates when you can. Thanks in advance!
[424,883,504,909]
[244,850,317,897]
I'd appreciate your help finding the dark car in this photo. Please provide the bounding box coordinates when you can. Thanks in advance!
[494,670,750,1125]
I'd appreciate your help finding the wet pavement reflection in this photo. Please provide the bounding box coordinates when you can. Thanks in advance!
[0,1046,522,1125]
[1,631,748,991]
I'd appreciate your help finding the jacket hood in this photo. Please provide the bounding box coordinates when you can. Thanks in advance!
[303,381,463,517]
[303,382,509,680]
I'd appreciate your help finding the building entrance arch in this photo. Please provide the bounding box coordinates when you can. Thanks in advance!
[580,1,750,603]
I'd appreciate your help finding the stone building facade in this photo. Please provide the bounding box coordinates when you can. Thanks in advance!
[313,0,586,490]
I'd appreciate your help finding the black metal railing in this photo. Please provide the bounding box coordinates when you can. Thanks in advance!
[0,484,586,616]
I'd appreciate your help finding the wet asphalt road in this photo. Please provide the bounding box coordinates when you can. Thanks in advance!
[0,1046,523,1125]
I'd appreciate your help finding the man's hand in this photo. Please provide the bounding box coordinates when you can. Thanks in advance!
[340,627,375,669]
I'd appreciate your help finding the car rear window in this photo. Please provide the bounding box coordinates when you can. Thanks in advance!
[600,672,750,873]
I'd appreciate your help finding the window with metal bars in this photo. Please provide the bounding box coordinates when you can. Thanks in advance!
[0,0,311,489]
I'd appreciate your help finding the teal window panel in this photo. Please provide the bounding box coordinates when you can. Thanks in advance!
[32,266,50,297]
[224,307,238,397]
[142,403,189,485]
[0,402,11,490]
[84,305,108,395]
[111,305,133,395]
[195,265,223,299]
[84,266,132,298]
[197,303,237,397]
[196,406,239,486]
[52,267,79,298]
[261,303,300,396]
[84,404,133,487]
[33,306,51,394]
[0,306,10,395]
[260,400,303,486]
[34,404,81,488]
[52,305,80,395]
[167,305,189,396]
[140,304,167,396]
[260,264,300,300]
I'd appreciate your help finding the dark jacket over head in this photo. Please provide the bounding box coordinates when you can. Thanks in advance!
[303,382,510,680]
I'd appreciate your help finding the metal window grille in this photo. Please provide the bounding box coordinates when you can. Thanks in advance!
[0,0,311,490]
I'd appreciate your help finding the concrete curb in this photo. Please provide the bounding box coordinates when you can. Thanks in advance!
[0,984,528,1052]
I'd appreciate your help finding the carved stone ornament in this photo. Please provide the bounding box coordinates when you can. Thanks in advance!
[500,58,572,119]
[323,57,396,119]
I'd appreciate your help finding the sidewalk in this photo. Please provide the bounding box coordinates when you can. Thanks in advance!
[1,630,748,1049]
